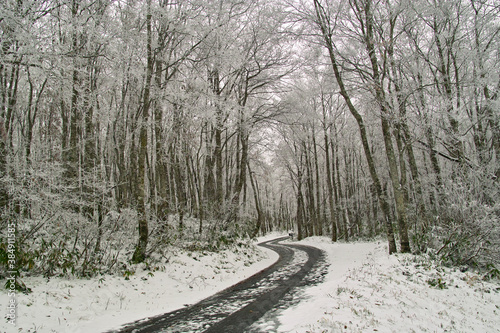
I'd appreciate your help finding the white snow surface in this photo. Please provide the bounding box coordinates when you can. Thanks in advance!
[0,235,280,333]
[278,236,500,332]
[1,234,499,333]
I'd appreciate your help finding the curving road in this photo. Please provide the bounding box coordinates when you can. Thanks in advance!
[105,237,329,333]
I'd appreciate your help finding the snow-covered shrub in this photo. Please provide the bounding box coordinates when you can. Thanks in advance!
[430,171,500,269]
[166,214,244,252]
[0,162,138,279]
[0,155,259,283]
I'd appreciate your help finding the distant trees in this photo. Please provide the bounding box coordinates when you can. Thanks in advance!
[274,0,499,263]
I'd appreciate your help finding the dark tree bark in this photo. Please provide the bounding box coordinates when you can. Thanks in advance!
[352,0,410,252]
[132,0,153,263]
[312,126,323,236]
[249,163,263,238]
[313,0,397,253]
[322,97,337,241]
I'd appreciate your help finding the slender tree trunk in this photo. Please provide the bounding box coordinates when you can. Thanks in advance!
[209,69,224,212]
[172,103,186,231]
[380,112,411,253]
[336,152,348,241]
[204,124,216,215]
[173,152,186,231]
[415,71,442,193]
[304,140,316,237]
[387,20,427,233]
[312,127,323,236]
[132,0,153,263]
[227,107,248,224]
[323,103,337,241]
[295,146,305,241]
[65,0,82,182]
[432,17,463,163]
[4,60,19,149]
[361,0,410,253]
[313,0,397,253]
[249,163,263,238]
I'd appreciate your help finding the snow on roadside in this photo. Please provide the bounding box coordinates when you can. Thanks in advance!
[278,237,500,333]
[5,234,496,333]
[0,238,280,333]
[256,231,290,244]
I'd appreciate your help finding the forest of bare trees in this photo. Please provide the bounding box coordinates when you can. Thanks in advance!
[1,0,499,281]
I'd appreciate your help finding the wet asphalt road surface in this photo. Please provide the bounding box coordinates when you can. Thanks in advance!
[105,236,329,333]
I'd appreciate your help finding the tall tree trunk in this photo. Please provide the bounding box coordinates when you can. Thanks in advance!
[295,146,305,241]
[203,123,216,215]
[209,68,224,212]
[304,140,316,237]
[387,19,428,234]
[312,126,323,236]
[336,152,348,241]
[323,100,337,241]
[172,104,186,231]
[65,2,81,181]
[249,163,263,238]
[361,0,410,253]
[415,71,443,194]
[313,0,397,253]
[153,58,169,220]
[227,107,248,225]
[432,17,463,163]
[206,68,224,218]
[3,58,19,149]
[25,75,47,161]
[132,0,153,263]
[296,169,305,241]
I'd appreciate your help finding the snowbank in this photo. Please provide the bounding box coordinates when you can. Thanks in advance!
[4,234,497,333]
[0,239,279,333]
[278,237,500,332]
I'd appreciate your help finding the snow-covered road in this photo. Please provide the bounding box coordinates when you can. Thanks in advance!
[2,235,499,332]
[106,237,329,333]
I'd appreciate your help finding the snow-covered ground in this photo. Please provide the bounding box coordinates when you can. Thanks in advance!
[1,234,499,333]
[278,237,500,332]
[0,236,280,333]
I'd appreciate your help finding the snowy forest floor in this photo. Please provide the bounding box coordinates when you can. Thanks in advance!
[1,234,499,333]
[277,237,500,333]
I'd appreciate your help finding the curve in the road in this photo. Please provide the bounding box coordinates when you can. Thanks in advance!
[106,237,328,333]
